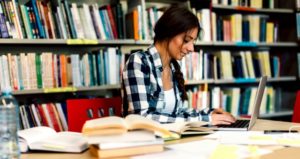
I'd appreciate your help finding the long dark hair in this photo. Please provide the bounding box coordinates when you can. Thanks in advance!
[154,5,201,101]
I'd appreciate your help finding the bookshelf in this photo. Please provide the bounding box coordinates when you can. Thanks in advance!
[0,0,299,131]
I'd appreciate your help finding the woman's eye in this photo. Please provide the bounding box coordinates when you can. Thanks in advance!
[184,39,189,43]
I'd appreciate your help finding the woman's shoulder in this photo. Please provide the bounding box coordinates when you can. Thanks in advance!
[127,50,150,64]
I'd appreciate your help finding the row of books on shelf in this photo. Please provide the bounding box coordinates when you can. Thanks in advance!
[186,85,284,117]
[0,0,126,39]
[17,85,289,132]
[181,50,284,81]
[193,8,278,42]
[19,97,122,132]
[0,48,294,91]
[19,102,68,132]
[211,0,294,9]
[0,0,291,42]
[0,47,123,91]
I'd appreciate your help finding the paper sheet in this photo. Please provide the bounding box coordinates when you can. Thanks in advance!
[205,131,300,147]
[132,139,272,159]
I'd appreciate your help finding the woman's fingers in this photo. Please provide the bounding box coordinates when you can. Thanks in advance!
[212,113,236,125]
[212,109,236,123]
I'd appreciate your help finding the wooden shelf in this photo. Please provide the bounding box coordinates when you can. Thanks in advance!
[195,41,298,47]
[0,39,297,47]
[212,4,294,14]
[12,84,121,95]
[11,76,297,95]
[185,76,297,85]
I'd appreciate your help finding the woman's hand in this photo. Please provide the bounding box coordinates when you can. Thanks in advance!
[211,108,236,125]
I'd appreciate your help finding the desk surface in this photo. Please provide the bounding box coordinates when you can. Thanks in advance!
[21,119,300,159]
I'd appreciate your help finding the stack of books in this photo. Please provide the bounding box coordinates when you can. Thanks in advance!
[81,115,173,158]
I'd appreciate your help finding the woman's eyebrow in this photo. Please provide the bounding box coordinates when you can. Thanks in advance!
[185,35,195,40]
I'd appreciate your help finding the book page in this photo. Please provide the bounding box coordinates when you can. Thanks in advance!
[124,114,173,137]
[18,126,57,145]
[161,122,188,134]
[162,121,212,136]
[29,131,88,152]
[82,116,128,135]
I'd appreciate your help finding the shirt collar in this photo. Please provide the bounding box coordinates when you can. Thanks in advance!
[148,45,175,72]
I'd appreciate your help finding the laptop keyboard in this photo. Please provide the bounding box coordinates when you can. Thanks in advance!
[217,120,250,128]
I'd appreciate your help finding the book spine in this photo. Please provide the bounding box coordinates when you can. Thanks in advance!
[62,0,77,39]
[0,1,9,38]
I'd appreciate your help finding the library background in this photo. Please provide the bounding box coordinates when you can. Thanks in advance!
[0,0,299,132]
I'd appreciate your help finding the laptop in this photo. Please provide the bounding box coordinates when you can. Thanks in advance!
[211,76,268,131]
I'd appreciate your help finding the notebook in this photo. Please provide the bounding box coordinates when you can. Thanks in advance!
[212,76,267,131]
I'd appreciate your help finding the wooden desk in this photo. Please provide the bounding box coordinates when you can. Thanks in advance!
[21,119,300,159]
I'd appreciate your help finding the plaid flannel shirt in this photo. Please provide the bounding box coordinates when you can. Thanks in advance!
[122,45,214,123]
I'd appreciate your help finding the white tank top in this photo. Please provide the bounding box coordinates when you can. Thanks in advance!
[163,88,176,114]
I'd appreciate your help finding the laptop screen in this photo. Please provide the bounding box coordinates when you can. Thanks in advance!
[248,76,268,130]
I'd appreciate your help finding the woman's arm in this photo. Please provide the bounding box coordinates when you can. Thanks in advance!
[122,53,152,113]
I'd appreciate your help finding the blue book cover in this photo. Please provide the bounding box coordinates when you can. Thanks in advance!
[216,16,223,41]
[242,20,250,42]
[0,2,9,38]
[95,50,101,85]
[102,8,114,39]
[99,9,111,39]
[27,0,46,38]
[104,48,109,84]
[88,53,95,86]
[252,58,261,77]
[260,17,267,42]
[17,55,24,90]
[24,105,35,128]
[62,0,77,39]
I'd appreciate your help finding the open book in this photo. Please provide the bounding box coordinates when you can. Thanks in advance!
[82,114,212,139]
[82,114,176,139]
[18,126,88,153]
[162,121,213,137]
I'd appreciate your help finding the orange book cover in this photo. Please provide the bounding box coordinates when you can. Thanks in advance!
[132,9,139,40]
[59,54,68,87]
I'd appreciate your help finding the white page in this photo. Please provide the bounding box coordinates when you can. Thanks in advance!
[134,139,273,159]
[205,131,300,147]
[29,131,88,152]
[18,126,57,145]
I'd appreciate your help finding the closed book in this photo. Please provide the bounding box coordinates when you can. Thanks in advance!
[89,142,164,158]
[102,4,118,39]
[26,0,46,38]
[125,9,139,40]
[113,3,124,39]
[20,5,33,39]
[35,53,43,89]
[62,0,77,39]
[0,3,9,38]
[86,130,156,144]
[96,138,164,150]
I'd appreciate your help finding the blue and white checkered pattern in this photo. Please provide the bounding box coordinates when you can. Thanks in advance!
[122,45,213,123]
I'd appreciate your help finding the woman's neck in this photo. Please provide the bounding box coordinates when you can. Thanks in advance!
[155,42,171,69]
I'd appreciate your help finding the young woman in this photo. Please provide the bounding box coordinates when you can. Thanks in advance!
[122,5,235,125]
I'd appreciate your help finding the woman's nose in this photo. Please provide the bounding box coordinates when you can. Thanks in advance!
[187,42,194,52]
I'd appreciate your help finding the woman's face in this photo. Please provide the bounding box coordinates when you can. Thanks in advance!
[167,27,198,60]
